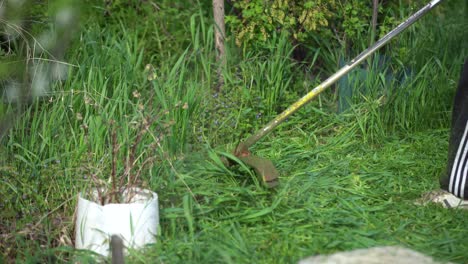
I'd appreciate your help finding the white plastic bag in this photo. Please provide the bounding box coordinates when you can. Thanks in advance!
[75,187,159,257]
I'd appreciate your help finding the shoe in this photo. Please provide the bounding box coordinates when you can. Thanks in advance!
[416,189,468,209]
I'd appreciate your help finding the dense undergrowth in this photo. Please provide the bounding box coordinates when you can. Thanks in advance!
[1,0,468,263]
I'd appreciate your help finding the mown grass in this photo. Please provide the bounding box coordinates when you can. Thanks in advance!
[1,0,468,263]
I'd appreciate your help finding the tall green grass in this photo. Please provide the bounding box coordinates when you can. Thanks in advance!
[235,33,295,117]
[330,1,467,143]
[1,0,468,263]
[1,7,207,259]
[338,56,456,143]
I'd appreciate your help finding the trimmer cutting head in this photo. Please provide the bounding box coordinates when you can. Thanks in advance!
[237,155,279,188]
[221,141,279,188]
[234,142,279,187]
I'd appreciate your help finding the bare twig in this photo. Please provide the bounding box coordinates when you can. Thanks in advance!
[110,121,119,203]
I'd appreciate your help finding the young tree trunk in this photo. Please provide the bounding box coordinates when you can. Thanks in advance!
[213,0,225,92]
[370,0,379,45]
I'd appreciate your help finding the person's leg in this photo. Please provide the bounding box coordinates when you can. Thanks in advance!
[440,59,468,200]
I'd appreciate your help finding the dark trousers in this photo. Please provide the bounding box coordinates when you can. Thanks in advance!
[440,59,468,199]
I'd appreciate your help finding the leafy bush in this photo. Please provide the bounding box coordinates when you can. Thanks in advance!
[226,0,335,47]
[226,0,425,55]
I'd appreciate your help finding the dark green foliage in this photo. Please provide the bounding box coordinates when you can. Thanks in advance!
[225,0,426,58]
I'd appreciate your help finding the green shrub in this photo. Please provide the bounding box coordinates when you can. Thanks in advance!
[226,0,425,56]
[226,0,335,47]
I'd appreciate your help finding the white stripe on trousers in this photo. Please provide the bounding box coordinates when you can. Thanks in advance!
[449,120,468,198]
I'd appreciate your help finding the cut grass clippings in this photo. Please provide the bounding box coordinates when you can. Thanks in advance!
[125,127,468,263]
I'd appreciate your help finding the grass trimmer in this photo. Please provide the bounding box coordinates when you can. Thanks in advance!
[227,0,444,188]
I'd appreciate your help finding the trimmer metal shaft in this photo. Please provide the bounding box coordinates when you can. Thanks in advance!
[233,0,444,187]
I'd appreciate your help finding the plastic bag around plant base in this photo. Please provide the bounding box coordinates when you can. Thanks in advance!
[75,187,159,257]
